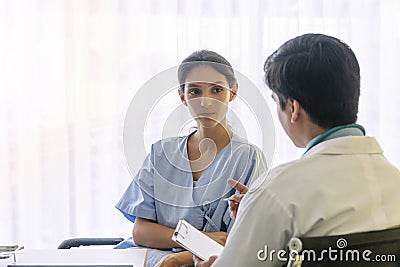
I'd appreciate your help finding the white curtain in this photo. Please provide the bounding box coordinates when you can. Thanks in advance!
[1,0,400,248]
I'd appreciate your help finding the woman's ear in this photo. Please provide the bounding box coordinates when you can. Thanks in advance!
[229,83,238,102]
[178,89,187,106]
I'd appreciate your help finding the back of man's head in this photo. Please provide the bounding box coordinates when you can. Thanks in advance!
[264,33,360,129]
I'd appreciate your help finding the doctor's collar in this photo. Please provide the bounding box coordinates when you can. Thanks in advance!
[303,124,365,156]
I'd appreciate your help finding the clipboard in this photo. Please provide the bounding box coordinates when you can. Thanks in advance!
[172,220,223,261]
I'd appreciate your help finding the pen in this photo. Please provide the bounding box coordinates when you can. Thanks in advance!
[223,197,240,204]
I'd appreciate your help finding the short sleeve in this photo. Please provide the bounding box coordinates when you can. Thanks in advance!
[115,145,157,223]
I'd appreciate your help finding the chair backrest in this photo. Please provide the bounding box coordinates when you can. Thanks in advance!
[286,226,400,267]
[58,237,124,249]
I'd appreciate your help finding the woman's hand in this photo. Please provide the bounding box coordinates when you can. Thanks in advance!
[154,254,183,267]
[203,231,228,246]
[154,251,193,267]
[193,255,218,267]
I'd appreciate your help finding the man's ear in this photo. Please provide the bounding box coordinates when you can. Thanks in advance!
[229,83,238,102]
[287,98,301,123]
[178,89,187,106]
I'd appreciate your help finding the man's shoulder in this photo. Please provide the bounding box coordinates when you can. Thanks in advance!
[248,153,335,194]
[249,139,399,198]
[305,135,383,156]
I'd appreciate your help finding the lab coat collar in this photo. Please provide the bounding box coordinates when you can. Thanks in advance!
[303,136,383,158]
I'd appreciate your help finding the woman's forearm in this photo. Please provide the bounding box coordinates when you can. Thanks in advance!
[132,217,178,249]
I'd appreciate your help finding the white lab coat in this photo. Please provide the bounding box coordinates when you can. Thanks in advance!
[213,136,400,267]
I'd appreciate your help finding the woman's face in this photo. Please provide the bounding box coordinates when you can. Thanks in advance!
[179,65,236,128]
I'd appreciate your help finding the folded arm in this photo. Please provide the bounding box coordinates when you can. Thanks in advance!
[133,217,177,249]
[133,217,228,248]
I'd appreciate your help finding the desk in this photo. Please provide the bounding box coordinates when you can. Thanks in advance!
[0,249,147,267]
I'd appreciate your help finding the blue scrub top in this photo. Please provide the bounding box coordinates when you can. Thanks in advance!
[115,132,267,266]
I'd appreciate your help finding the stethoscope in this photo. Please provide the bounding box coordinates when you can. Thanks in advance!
[303,123,365,156]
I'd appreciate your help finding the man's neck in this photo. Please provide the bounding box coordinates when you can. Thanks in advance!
[300,123,327,148]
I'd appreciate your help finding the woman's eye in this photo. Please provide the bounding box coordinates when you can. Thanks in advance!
[213,87,224,93]
[189,88,201,95]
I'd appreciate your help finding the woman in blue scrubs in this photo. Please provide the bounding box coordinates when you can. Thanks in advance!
[116,50,267,267]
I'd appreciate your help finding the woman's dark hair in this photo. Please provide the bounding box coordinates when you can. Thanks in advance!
[178,50,237,91]
[264,33,360,129]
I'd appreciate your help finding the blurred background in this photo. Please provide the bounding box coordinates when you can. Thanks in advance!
[1,0,399,248]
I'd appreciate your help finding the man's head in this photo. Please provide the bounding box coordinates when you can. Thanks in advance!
[264,34,360,131]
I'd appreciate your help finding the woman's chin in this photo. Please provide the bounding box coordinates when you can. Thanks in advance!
[197,117,220,128]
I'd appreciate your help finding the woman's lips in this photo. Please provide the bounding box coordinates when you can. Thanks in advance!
[198,112,216,117]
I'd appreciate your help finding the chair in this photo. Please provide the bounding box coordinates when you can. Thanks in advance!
[58,237,124,249]
[286,226,400,267]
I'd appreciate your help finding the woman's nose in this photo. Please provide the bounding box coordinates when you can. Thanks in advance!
[200,96,212,108]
